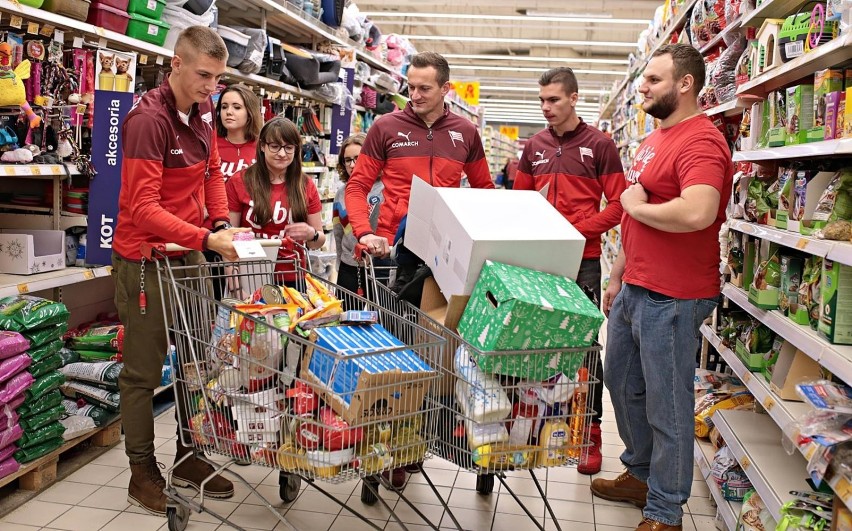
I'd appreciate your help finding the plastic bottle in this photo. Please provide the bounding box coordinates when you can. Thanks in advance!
[567,367,590,459]
[506,391,539,445]
[75,233,86,266]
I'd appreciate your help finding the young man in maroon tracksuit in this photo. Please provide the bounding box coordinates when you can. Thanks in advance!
[514,67,626,475]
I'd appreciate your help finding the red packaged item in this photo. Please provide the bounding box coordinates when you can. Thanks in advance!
[86,3,130,33]
[286,381,318,415]
[296,419,322,449]
[319,407,363,451]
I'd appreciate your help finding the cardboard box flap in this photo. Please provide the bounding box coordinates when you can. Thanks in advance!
[311,324,435,374]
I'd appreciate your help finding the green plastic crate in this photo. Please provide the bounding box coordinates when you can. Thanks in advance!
[127,0,165,21]
[18,0,45,7]
[126,12,169,47]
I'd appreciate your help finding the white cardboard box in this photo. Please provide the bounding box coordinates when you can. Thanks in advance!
[406,178,586,298]
[0,229,65,275]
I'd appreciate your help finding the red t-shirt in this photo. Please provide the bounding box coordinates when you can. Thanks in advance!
[217,137,257,182]
[621,115,733,299]
[226,171,322,277]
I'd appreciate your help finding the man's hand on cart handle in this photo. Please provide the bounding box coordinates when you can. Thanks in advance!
[208,227,253,262]
[358,234,389,258]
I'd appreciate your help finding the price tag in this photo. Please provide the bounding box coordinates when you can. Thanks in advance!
[76,104,87,115]
[16,284,29,295]
[54,29,64,43]
[155,55,164,65]
[50,165,61,174]
[834,477,852,499]
[10,16,23,29]
[30,166,41,175]
[260,88,266,96]
[4,167,16,176]
[97,37,107,48]
[740,455,750,471]
[104,266,113,274]
[26,22,39,35]
[139,54,148,65]
[742,372,752,384]
[40,25,54,38]
[762,396,775,411]
[796,238,809,250]
[73,36,84,49]
[82,269,95,280]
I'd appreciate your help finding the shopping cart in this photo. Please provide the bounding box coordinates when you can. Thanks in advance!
[357,247,602,531]
[141,240,452,531]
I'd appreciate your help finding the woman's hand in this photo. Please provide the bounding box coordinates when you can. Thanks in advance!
[284,222,319,242]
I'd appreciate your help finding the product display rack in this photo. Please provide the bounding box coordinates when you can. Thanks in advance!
[727,219,852,266]
[739,0,809,30]
[733,138,852,161]
[694,437,742,531]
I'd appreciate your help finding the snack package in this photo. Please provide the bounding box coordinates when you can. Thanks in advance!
[0,296,69,332]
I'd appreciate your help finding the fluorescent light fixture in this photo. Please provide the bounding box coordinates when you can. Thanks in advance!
[360,11,649,25]
[450,65,626,76]
[405,35,637,48]
[445,54,629,65]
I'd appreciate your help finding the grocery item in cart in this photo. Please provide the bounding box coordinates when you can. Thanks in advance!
[232,304,294,392]
[302,324,436,423]
[458,261,603,380]
[453,346,512,424]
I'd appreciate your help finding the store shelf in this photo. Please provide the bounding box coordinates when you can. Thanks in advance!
[727,218,852,266]
[712,410,810,522]
[722,283,852,385]
[704,97,758,118]
[737,31,852,97]
[303,166,329,174]
[740,0,809,32]
[154,383,173,397]
[699,19,743,55]
[0,163,77,178]
[733,137,852,161]
[694,437,741,531]
[0,212,87,231]
[617,131,653,149]
[0,265,112,298]
[700,324,812,444]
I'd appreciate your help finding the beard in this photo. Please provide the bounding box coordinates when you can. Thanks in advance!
[643,87,678,120]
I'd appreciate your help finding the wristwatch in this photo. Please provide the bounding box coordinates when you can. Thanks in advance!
[311,228,320,242]
[212,222,232,233]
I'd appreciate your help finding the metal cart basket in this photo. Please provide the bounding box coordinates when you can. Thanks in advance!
[144,242,455,531]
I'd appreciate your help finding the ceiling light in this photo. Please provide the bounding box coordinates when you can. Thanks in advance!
[445,54,629,65]
[360,11,648,25]
[405,35,637,48]
[450,65,626,76]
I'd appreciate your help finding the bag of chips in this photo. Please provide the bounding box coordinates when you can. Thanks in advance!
[0,296,69,332]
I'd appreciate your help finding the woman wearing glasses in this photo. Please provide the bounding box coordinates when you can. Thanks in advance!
[226,117,324,284]
[332,133,385,293]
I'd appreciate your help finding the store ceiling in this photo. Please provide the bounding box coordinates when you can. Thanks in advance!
[354,0,663,128]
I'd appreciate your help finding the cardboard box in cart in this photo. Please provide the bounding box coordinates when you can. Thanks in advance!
[405,178,586,299]
[0,230,65,275]
[301,324,436,423]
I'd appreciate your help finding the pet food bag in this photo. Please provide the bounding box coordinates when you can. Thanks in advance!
[60,381,120,412]
[14,436,63,463]
[0,354,31,383]
[67,324,124,352]
[17,420,65,449]
[0,296,68,332]
[0,370,34,404]
[60,361,122,391]
[62,399,112,427]
[17,389,62,419]
[23,323,68,349]
[0,331,29,360]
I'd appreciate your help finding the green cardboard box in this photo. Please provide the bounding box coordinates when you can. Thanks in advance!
[767,91,787,147]
[779,254,804,317]
[458,260,604,379]
[819,259,852,345]
[786,84,815,145]
[735,338,768,371]
[748,241,780,310]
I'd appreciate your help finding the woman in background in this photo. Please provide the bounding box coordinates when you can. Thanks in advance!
[216,84,263,181]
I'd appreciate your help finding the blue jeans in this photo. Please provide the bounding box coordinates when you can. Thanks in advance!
[604,283,718,526]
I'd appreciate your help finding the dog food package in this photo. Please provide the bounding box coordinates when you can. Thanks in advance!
[0,406,18,431]
[23,323,68,349]
[17,420,65,449]
[812,170,852,233]
[0,354,30,384]
[712,446,753,502]
[0,370,34,404]
[17,389,62,418]
[0,296,69,332]
[60,362,122,391]
[19,404,64,431]
[62,399,112,427]
[29,353,62,380]
[67,324,124,352]
[0,331,29,360]
[28,340,62,364]
[0,456,19,479]
[25,371,65,402]
[58,348,79,367]
[60,381,120,412]
[14,436,63,463]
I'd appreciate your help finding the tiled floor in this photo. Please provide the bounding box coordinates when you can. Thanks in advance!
[0,392,720,531]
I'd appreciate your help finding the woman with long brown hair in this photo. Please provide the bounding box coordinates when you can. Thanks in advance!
[226,117,324,283]
[216,84,263,181]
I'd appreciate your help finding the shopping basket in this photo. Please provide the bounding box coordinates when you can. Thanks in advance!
[357,246,602,531]
[141,240,450,531]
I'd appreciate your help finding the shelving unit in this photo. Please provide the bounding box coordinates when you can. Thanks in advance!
[699,18,743,54]
[712,410,810,522]
[0,265,112,298]
[739,0,810,30]
[726,219,852,264]
[694,437,742,531]
[733,137,852,161]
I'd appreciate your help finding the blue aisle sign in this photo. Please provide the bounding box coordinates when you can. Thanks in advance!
[330,67,355,155]
[87,90,133,265]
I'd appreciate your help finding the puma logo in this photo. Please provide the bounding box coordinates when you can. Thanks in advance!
[398,131,412,142]
[535,150,546,159]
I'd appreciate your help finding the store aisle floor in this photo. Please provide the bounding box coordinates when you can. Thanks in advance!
[0,389,719,531]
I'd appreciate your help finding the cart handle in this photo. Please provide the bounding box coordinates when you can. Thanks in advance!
[353,243,372,263]
[140,239,283,260]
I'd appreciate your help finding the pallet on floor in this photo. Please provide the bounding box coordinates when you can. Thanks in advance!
[0,416,122,493]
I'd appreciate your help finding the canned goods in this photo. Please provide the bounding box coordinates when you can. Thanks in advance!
[261,284,287,305]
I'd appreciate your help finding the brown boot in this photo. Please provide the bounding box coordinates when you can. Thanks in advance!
[590,470,648,508]
[636,517,682,530]
[128,457,167,516]
[171,442,235,499]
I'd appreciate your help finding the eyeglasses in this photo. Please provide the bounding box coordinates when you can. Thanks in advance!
[343,156,359,166]
[265,143,297,154]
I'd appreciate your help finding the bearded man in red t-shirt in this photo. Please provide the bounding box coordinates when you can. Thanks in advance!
[590,44,734,531]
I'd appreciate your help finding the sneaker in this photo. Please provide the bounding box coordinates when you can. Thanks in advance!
[171,443,235,499]
[127,457,167,516]
[636,517,682,530]
[578,421,603,475]
[590,470,648,508]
